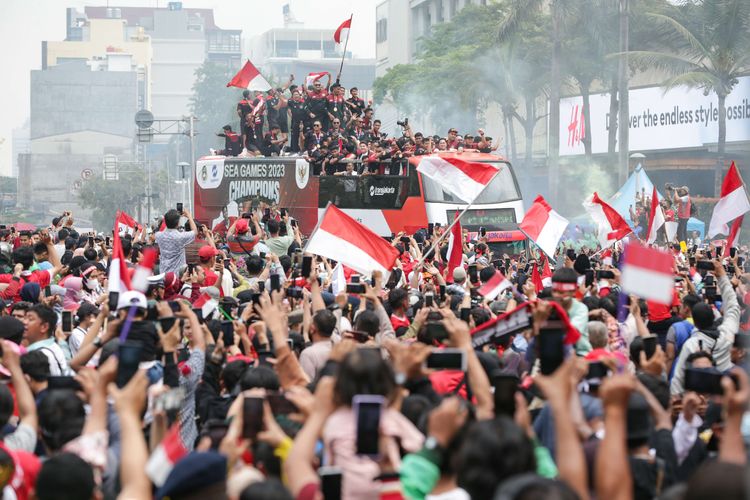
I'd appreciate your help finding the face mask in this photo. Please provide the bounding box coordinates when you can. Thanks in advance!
[85,278,98,289]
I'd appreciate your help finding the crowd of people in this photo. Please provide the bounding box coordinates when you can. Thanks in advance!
[0,203,745,500]
[629,184,694,243]
[213,75,501,176]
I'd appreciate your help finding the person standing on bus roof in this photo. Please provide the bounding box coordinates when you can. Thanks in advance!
[236,90,253,150]
[306,79,329,131]
[304,122,327,153]
[288,87,307,153]
[216,125,242,157]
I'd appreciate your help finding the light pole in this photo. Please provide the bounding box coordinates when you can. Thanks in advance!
[177,162,190,211]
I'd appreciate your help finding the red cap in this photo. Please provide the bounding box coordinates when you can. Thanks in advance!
[235,219,249,234]
[198,245,220,261]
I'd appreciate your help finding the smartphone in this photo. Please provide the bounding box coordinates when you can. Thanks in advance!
[44,285,52,298]
[585,269,594,287]
[479,226,486,237]
[468,264,478,283]
[346,283,366,294]
[61,311,73,333]
[566,248,576,261]
[176,202,183,213]
[425,293,434,308]
[220,320,234,347]
[730,247,737,258]
[425,348,467,371]
[47,376,83,391]
[242,396,265,439]
[586,361,609,380]
[399,236,410,244]
[493,373,519,417]
[319,466,343,500]
[280,208,287,218]
[105,291,119,313]
[290,219,298,228]
[705,250,713,260]
[353,395,385,457]
[439,284,446,301]
[205,422,229,449]
[427,223,434,236]
[537,315,565,376]
[596,270,615,280]
[696,260,715,271]
[153,387,186,412]
[106,236,110,246]
[270,274,281,292]
[684,367,726,395]
[642,335,657,359]
[264,208,271,218]
[88,236,94,247]
[223,258,231,268]
[460,307,471,323]
[159,316,177,334]
[715,246,723,258]
[348,330,370,343]
[116,341,143,388]
[302,255,312,278]
[192,308,204,324]
[266,391,299,415]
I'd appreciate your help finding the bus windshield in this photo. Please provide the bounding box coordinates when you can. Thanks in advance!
[421,162,520,204]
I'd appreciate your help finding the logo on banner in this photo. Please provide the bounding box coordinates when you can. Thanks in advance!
[369,185,396,197]
[197,160,224,190]
[295,159,310,189]
[568,104,585,147]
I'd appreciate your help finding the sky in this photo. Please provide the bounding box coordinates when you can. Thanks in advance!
[0,0,377,176]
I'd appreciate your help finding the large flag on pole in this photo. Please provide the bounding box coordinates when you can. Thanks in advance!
[334,15,352,44]
[708,161,750,237]
[583,192,632,248]
[305,72,329,89]
[446,212,463,283]
[621,242,674,305]
[727,215,743,250]
[416,156,501,203]
[646,186,665,245]
[305,204,400,278]
[108,215,132,294]
[518,195,569,259]
[477,270,511,300]
[226,60,272,91]
[116,210,139,236]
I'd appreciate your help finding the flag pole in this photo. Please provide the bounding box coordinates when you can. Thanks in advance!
[336,15,352,82]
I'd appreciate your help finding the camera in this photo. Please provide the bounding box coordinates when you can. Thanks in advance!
[396,118,409,128]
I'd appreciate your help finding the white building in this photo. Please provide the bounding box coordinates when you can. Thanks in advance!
[11,124,30,178]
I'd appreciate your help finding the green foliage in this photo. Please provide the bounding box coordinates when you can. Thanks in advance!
[77,169,147,231]
[190,61,241,157]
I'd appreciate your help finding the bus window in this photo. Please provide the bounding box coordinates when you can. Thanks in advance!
[421,162,519,204]
[318,175,412,209]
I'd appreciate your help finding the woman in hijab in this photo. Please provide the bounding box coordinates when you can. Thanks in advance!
[20,283,41,304]
[63,277,83,311]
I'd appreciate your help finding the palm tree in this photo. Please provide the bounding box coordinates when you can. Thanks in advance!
[627,0,750,195]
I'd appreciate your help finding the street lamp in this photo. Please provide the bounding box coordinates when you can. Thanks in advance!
[177,162,190,210]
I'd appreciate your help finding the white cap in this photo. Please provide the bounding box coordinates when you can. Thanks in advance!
[117,290,148,310]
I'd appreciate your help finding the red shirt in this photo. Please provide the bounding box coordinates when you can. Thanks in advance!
[647,289,679,322]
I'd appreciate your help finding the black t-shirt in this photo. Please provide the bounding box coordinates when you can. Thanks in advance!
[266,97,280,126]
[237,99,253,126]
[304,131,327,151]
[346,97,366,116]
[288,98,307,121]
[306,91,328,117]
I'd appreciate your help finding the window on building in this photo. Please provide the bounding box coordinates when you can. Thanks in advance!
[299,39,321,50]
[322,41,337,58]
[376,19,388,43]
[275,40,297,57]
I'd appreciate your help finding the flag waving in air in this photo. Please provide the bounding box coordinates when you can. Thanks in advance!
[416,156,501,203]
[334,15,352,44]
[446,212,464,283]
[583,192,632,248]
[305,72,329,89]
[646,186,665,245]
[305,204,400,278]
[116,210,139,236]
[621,242,674,305]
[708,161,750,237]
[226,60,272,91]
[477,270,511,300]
[519,195,569,259]
[108,214,132,294]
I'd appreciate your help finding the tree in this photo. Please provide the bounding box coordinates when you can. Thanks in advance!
[190,61,240,160]
[77,169,147,231]
[627,0,750,195]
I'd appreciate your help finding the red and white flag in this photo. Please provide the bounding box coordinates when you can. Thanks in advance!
[108,222,132,294]
[145,422,188,487]
[708,161,750,237]
[116,211,139,236]
[583,192,632,248]
[540,253,553,287]
[226,60,272,91]
[621,242,674,305]
[305,72,329,89]
[600,248,613,266]
[726,215,743,250]
[530,263,544,293]
[416,156,501,203]
[305,204,400,278]
[646,186,665,245]
[519,195,569,259]
[130,247,158,293]
[477,270,511,300]
[334,15,352,44]
[193,292,218,319]
[445,213,463,283]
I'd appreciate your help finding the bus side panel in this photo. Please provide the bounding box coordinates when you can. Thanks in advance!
[381,196,428,234]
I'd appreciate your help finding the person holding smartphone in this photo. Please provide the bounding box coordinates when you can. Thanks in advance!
[154,207,199,275]
[226,215,262,261]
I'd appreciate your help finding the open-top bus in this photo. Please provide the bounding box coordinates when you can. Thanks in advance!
[193,152,525,251]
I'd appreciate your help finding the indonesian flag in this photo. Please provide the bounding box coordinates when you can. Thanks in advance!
[108,225,132,294]
[530,263,543,292]
[145,422,188,487]
[226,60,272,91]
[621,242,674,305]
[330,262,347,296]
[445,213,463,283]
[540,253,553,287]
[477,270,511,300]
[334,15,352,44]
[601,248,613,266]
[116,211,138,236]
[305,72,329,89]
[131,247,158,293]
[193,292,218,319]
[708,161,750,237]
[416,156,501,203]
[519,195,569,259]
[305,204,400,278]
[583,192,632,248]
[727,215,743,250]
[646,186,665,245]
